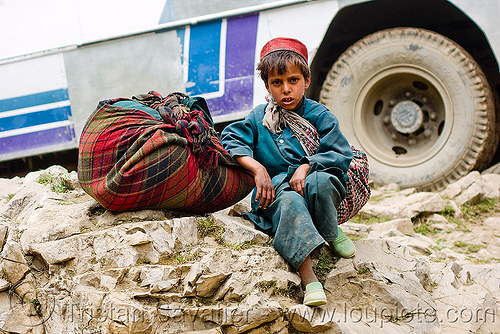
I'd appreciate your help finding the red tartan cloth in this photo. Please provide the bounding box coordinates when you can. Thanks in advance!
[78,91,255,213]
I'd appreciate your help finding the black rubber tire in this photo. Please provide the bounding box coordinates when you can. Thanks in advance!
[320,27,498,191]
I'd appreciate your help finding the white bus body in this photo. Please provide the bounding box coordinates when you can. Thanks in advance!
[1,0,499,189]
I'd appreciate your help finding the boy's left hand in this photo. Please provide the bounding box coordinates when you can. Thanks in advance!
[289,163,310,197]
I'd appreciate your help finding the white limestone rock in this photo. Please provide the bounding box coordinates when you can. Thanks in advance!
[361,192,446,219]
[1,166,499,334]
[369,218,415,236]
[126,231,150,246]
[286,304,340,333]
[482,173,500,198]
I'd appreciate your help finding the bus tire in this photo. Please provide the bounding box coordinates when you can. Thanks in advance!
[320,27,498,191]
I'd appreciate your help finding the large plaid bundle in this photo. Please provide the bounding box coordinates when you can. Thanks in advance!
[78,91,254,213]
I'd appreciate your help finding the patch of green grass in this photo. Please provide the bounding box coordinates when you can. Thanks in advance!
[1,266,8,280]
[312,248,337,282]
[314,255,334,278]
[2,193,15,201]
[454,241,468,248]
[430,244,445,251]
[275,282,300,298]
[232,240,254,250]
[453,241,484,254]
[37,173,73,193]
[461,198,499,223]
[449,218,471,233]
[197,216,225,245]
[414,222,438,236]
[467,244,483,253]
[191,248,201,260]
[52,182,69,194]
[174,253,187,264]
[80,226,91,234]
[412,215,440,236]
[435,204,472,232]
[37,173,53,185]
[53,174,72,193]
[473,257,500,264]
[350,214,390,225]
[437,205,456,218]
[356,265,370,276]
[159,248,202,265]
[30,297,42,315]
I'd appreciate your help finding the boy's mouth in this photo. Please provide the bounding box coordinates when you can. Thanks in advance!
[282,97,294,105]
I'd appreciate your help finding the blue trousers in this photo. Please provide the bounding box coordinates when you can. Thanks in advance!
[259,170,344,269]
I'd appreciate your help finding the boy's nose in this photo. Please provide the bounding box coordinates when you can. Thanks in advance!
[283,83,291,93]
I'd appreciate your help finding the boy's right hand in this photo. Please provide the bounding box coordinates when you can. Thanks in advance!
[235,156,275,209]
[253,167,275,209]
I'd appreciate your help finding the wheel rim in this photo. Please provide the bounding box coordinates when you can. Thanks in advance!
[354,65,454,167]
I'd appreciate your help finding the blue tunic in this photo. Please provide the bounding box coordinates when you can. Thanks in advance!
[221,97,353,268]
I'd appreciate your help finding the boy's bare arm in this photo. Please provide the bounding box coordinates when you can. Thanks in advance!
[235,156,275,209]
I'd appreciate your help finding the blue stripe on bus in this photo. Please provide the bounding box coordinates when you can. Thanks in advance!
[0,89,69,113]
[0,126,75,156]
[207,13,258,116]
[0,106,71,132]
[187,20,222,96]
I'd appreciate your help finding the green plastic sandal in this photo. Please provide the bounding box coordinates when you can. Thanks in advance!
[303,281,327,307]
[330,227,356,258]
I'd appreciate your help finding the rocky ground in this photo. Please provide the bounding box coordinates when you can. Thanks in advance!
[0,165,499,334]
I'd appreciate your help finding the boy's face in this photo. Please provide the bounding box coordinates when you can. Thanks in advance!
[265,63,310,111]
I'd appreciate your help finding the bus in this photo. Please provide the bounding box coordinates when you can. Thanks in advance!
[1,0,499,190]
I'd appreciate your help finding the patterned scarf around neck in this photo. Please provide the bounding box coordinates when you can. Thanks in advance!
[262,96,320,156]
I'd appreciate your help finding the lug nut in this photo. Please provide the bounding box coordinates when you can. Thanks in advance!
[430,112,437,120]
[405,91,411,98]
[391,133,398,140]
[424,129,432,137]
[408,139,416,146]
[389,100,396,107]
[383,116,391,124]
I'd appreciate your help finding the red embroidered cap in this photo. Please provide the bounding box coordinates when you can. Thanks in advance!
[260,37,308,62]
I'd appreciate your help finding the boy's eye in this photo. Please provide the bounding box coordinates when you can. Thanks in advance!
[272,80,281,85]
[290,77,299,83]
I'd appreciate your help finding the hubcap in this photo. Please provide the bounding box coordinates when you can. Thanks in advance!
[391,100,423,134]
[354,66,452,167]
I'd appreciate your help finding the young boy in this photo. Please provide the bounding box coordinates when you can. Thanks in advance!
[221,37,355,306]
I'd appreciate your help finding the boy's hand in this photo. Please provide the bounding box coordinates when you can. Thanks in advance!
[253,168,275,209]
[289,163,310,197]
[235,156,275,209]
